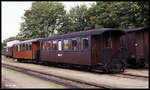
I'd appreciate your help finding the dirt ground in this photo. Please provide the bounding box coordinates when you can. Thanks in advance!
[1,67,65,89]
[124,69,149,77]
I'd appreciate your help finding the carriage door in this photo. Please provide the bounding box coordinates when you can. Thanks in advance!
[91,35,102,64]
[101,32,112,64]
[144,31,149,64]
[103,32,120,58]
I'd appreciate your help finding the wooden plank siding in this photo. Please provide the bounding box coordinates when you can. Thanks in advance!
[112,35,121,58]
[2,47,13,57]
[39,36,91,65]
[121,27,149,62]
[13,51,33,59]
[13,43,40,60]
[144,31,149,60]
[136,31,144,59]
[13,46,33,59]
[126,33,136,59]
[91,35,102,65]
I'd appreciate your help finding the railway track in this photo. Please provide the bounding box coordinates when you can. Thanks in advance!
[122,73,148,79]
[86,68,148,81]
[110,73,148,81]
[2,63,116,89]
[2,57,148,81]
[89,70,148,81]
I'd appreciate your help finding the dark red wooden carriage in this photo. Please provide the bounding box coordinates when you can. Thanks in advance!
[120,26,149,67]
[39,28,126,72]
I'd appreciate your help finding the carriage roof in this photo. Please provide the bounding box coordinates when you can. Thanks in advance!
[40,28,125,41]
[124,26,149,33]
[13,38,42,45]
[13,28,125,44]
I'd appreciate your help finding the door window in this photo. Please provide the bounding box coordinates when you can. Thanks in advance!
[63,39,69,50]
[52,40,57,50]
[58,40,62,51]
[81,37,89,51]
[71,38,78,51]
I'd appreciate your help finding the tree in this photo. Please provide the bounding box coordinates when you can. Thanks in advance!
[17,1,149,41]
[1,42,7,49]
[86,2,119,29]
[67,5,89,32]
[3,36,18,43]
[2,36,18,49]
[17,1,67,40]
[135,1,149,27]
[86,1,149,30]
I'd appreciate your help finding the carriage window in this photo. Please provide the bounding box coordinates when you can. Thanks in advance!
[29,43,32,51]
[81,37,89,51]
[63,39,69,50]
[52,40,57,50]
[20,44,23,51]
[16,46,18,52]
[49,41,51,50]
[23,44,25,51]
[6,48,8,52]
[104,34,112,48]
[58,40,62,51]
[41,42,44,50]
[28,44,30,50]
[104,36,111,48]
[24,44,26,51]
[46,41,51,50]
[41,41,46,50]
[71,38,78,51]
[20,45,22,51]
[21,44,24,51]
[26,44,28,51]
[24,44,25,51]
[18,45,20,52]
[26,44,29,51]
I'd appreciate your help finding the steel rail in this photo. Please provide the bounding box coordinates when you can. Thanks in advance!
[122,73,148,78]
[2,64,77,88]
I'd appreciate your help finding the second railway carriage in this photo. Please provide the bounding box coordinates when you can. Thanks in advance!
[120,26,149,67]
[39,28,126,72]
[12,38,41,62]
[2,46,13,58]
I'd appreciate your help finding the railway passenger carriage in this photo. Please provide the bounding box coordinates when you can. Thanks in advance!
[39,28,126,72]
[2,46,13,58]
[120,26,149,67]
[12,38,41,61]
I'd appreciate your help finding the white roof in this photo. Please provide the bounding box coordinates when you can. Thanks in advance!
[7,40,20,47]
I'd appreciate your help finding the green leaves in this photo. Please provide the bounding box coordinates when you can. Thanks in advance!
[15,1,148,41]
[2,36,18,49]
[17,1,66,40]
[86,1,149,29]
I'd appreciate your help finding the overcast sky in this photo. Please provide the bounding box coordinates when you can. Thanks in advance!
[2,1,95,42]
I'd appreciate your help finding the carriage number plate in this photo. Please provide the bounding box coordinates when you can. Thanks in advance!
[58,54,62,56]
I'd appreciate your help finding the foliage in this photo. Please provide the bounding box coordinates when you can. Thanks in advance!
[85,1,149,30]
[1,42,7,49]
[5,1,149,42]
[17,1,66,40]
[68,5,89,31]
[2,36,17,49]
